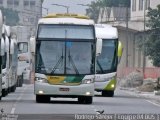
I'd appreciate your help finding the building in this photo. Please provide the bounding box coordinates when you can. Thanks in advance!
[0,0,43,26]
[0,0,43,37]
[98,0,160,79]
[98,6,130,23]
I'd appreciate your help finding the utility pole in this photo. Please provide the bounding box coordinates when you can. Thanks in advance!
[125,6,129,67]
[52,4,69,14]
[142,0,146,78]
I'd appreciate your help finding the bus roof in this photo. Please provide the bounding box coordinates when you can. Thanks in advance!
[39,13,94,25]
[95,24,118,39]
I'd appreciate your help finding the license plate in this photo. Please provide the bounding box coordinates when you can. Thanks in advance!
[59,88,70,91]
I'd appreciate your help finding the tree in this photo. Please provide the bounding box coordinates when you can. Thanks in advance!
[0,7,19,26]
[145,5,160,67]
[86,1,102,23]
[86,0,130,22]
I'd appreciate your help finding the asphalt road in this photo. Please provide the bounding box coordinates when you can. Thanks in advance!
[0,84,160,120]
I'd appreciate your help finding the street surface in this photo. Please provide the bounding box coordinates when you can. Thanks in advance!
[0,84,160,120]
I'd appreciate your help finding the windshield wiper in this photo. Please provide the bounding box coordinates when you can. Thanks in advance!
[97,60,104,73]
[51,48,64,74]
[68,50,79,75]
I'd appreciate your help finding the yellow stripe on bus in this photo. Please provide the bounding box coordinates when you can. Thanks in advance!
[47,76,65,84]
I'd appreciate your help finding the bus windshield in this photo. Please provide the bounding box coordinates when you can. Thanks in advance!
[38,24,94,40]
[96,39,118,74]
[36,41,93,75]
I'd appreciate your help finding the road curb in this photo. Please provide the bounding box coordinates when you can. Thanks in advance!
[119,87,160,104]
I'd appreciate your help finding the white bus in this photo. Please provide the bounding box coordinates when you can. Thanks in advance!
[1,25,18,96]
[0,10,3,100]
[30,14,100,104]
[95,24,122,97]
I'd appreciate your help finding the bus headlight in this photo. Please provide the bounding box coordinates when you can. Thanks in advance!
[35,77,48,83]
[111,84,115,88]
[82,79,94,84]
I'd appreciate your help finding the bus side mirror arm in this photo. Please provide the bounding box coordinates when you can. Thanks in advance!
[96,38,102,56]
[30,37,35,54]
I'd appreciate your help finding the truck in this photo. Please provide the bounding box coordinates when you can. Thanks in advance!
[12,26,32,87]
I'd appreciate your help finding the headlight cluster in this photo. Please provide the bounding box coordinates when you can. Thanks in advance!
[35,77,48,83]
[82,79,94,84]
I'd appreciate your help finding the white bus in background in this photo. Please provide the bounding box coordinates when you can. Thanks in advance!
[1,25,18,96]
[30,14,101,104]
[0,10,3,100]
[12,26,31,87]
[95,24,123,97]
[9,30,18,92]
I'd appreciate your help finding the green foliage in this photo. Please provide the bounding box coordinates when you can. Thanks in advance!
[145,5,160,67]
[0,7,19,26]
[86,1,101,23]
[86,0,130,22]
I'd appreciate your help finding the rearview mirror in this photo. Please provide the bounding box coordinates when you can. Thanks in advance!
[10,39,14,55]
[5,36,9,52]
[96,38,102,56]
[30,37,35,53]
[118,41,123,63]
[5,25,11,37]
[0,37,5,56]
[18,43,24,51]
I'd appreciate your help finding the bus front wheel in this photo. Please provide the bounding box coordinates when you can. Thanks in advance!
[36,95,50,103]
[102,90,114,97]
[78,96,93,104]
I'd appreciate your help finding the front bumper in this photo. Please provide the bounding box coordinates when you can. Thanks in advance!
[95,79,116,91]
[34,81,94,97]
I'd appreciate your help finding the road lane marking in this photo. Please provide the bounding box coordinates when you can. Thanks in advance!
[11,108,16,114]
[120,89,160,108]
[145,100,160,107]
[10,85,28,114]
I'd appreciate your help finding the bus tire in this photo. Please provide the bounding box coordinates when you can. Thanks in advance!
[0,96,1,101]
[11,85,16,92]
[102,90,114,97]
[19,79,23,87]
[78,96,85,104]
[2,89,8,97]
[78,96,93,104]
[36,95,50,103]
[84,96,93,104]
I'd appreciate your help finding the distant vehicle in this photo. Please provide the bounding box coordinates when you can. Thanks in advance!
[12,26,32,87]
[95,24,123,97]
[30,14,101,104]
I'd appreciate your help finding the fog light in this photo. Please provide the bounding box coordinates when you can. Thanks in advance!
[111,84,115,88]
[38,90,44,94]
[86,92,91,95]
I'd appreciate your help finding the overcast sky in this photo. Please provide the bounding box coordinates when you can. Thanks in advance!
[42,0,94,15]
